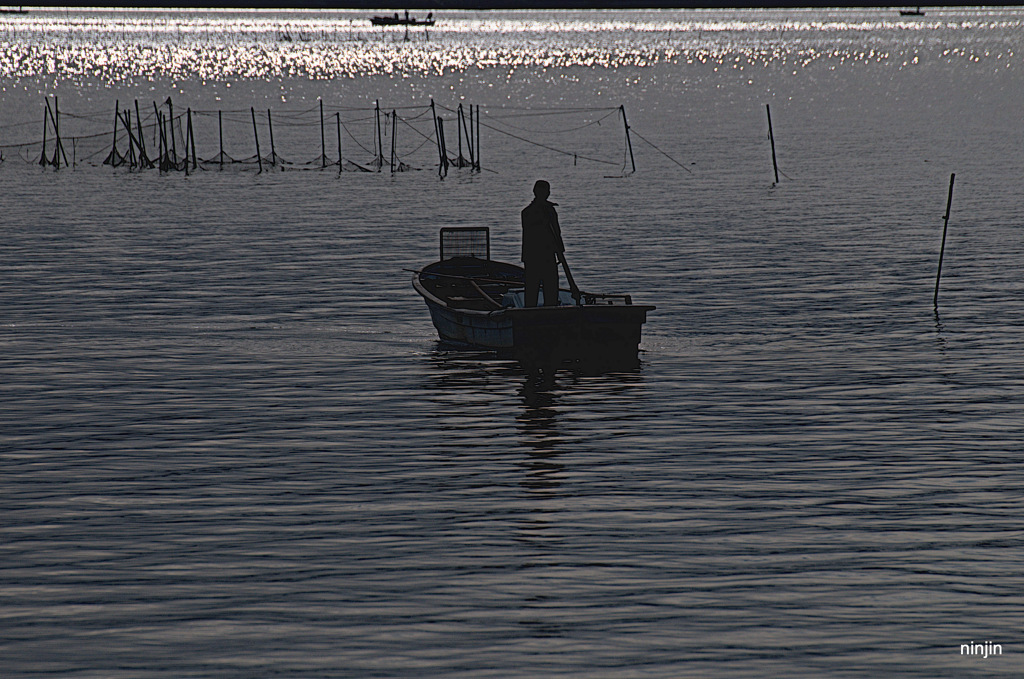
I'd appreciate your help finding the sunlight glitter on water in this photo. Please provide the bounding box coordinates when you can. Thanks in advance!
[2,8,1023,83]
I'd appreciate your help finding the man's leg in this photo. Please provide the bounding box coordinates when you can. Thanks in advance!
[541,261,560,306]
[524,265,540,308]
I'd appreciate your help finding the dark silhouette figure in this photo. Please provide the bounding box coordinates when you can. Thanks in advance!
[521,180,565,307]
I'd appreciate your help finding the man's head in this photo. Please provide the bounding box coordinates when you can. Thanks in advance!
[533,180,550,200]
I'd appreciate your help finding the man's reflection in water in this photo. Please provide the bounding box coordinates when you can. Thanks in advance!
[516,367,565,492]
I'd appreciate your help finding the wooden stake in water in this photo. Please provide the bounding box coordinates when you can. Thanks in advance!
[267,108,276,167]
[126,110,138,169]
[54,97,68,169]
[456,104,464,166]
[105,100,121,166]
[390,109,397,173]
[121,109,137,169]
[218,110,224,169]
[467,104,475,169]
[162,111,171,172]
[168,99,177,166]
[183,109,191,176]
[251,107,262,174]
[188,108,196,171]
[336,112,343,175]
[157,111,166,172]
[153,102,166,169]
[766,104,779,185]
[319,99,326,168]
[437,116,449,177]
[934,173,956,307]
[42,98,64,168]
[135,100,150,168]
[152,102,160,152]
[620,105,636,174]
[375,100,384,171]
[49,98,59,168]
[430,100,443,176]
[39,101,49,166]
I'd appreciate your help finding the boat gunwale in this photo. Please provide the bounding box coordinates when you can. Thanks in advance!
[413,258,655,317]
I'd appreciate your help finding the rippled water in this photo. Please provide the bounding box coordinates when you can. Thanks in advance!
[2,8,1024,677]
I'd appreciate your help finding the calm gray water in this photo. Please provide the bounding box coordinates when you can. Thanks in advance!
[2,8,1023,677]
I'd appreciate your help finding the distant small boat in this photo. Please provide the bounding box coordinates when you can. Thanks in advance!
[0,6,28,13]
[899,7,925,16]
[370,11,434,27]
[412,227,655,365]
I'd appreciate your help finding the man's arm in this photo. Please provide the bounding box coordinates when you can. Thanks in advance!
[549,206,565,253]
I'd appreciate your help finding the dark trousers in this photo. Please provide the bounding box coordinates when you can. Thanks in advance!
[524,259,559,307]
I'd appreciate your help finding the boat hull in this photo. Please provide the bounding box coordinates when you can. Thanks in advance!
[424,300,650,353]
[425,299,514,349]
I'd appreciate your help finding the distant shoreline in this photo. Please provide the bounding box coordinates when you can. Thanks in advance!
[16,2,1024,10]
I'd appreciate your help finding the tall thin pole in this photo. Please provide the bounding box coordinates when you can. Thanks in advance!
[39,101,49,166]
[620,105,635,175]
[431,100,443,176]
[319,99,326,168]
[468,104,475,168]
[157,111,165,172]
[766,104,779,185]
[390,109,396,173]
[375,100,384,171]
[120,109,135,168]
[218,110,224,169]
[437,117,448,177]
[475,105,480,171]
[105,100,120,166]
[135,100,150,168]
[152,101,160,151]
[129,110,139,168]
[183,109,191,176]
[457,104,463,164]
[251,107,263,174]
[164,111,172,170]
[53,97,68,168]
[168,99,177,166]
[188,108,196,170]
[934,173,956,307]
[126,110,138,168]
[156,111,161,171]
[336,112,343,175]
[267,108,276,166]
[159,111,167,173]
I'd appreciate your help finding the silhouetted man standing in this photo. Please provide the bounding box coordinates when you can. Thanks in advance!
[521,180,565,307]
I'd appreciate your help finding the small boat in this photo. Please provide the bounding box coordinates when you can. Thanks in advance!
[412,227,655,364]
[370,11,434,27]
[899,7,925,16]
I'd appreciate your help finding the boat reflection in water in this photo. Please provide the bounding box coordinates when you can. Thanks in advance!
[423,349,647,497]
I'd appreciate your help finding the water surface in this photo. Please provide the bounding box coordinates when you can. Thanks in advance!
[2,8,1023,677]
